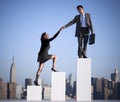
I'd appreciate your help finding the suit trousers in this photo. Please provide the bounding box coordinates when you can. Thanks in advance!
[77,27,89,57]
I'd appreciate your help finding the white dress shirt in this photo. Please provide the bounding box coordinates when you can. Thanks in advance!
[80,13,87,27]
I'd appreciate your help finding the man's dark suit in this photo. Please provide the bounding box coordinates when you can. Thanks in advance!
[64,13,94,58]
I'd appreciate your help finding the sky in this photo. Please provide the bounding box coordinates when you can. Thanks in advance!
[0,0,120,86]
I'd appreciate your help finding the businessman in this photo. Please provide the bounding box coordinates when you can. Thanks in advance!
[62,5,94,58]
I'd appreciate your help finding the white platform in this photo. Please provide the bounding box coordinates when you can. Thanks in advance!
[51,72,66,101]
[27,86,42,101]
[77,58,91,101]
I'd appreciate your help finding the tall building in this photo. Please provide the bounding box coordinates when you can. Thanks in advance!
[7,82,16,99]
[95,78,103,99]
[66,73,73,97]
[68,73,73,87]
[0,78,7,99]
[25,78,32,89]
[43,86,51,100]
[72,81,76,98]
[16,84,23,99]
[111,68,120,83]
[10,56,16,83]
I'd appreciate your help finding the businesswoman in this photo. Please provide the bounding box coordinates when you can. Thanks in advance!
[34,27,62,85]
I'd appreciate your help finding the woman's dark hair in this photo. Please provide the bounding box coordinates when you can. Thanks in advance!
[41,32,46,41]
[77,5,83,10]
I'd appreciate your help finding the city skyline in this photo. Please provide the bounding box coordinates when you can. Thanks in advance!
[0,57,119,86]
[0,0,120,85]
[0,67,120,100]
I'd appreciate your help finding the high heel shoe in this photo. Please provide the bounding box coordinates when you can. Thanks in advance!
[34,81,39,86]
[51,68,57,72]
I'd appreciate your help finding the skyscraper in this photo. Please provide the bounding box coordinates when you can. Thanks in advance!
[25,78,32,89]
[10,56,16,83]
[111,68,120,83]
[68,73,73,87]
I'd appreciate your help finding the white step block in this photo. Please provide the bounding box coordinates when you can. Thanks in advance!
[51,72,66,101]
[27,86,42,101]
[77,58,91,101]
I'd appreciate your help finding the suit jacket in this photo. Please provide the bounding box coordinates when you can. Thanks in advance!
[64,13,94,37]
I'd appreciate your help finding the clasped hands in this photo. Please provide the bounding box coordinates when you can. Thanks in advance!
[58,26,65,32]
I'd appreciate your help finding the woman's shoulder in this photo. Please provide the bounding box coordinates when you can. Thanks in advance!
[41,39,49,44]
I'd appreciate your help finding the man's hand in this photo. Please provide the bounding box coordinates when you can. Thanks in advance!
[59,26,64,32]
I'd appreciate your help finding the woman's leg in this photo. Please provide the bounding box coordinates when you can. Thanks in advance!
[51,55,57,71]
[35,63,44,85]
